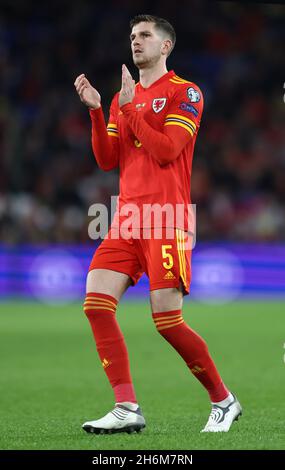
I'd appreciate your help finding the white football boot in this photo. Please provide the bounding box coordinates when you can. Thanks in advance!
[201,394,242,432]
[82,404,146,434]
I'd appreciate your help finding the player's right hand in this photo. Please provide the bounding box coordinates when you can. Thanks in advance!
[74,74,101,109]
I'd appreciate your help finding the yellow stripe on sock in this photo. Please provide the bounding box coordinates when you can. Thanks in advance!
[154,314,182,324]
[83,306,116,313]
[155,317,183,327]
[85,297,117,309]
[84,302,116,312]
[84,301,116,308]
[157,319,184,331]
[83,301,116,310]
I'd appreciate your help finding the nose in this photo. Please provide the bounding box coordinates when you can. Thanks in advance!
[133,38,141,48]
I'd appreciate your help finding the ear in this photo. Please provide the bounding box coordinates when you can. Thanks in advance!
[161,39,172,56]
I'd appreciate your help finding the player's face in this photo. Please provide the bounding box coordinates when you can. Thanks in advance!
[130,22,166,68]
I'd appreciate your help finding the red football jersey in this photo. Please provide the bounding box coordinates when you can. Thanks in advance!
[90,70,203,232]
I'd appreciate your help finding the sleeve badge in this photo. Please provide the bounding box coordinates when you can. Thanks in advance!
[187,87,200,103]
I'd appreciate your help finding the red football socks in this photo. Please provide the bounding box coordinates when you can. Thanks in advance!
[152,310,229,402]
[84,293,137,404]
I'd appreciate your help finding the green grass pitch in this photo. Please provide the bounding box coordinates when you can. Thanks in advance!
[0,300,284,450]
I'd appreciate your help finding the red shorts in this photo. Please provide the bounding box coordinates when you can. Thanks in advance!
[89,228,192,295]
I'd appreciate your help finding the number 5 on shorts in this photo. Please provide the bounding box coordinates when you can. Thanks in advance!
[162,245,173,270]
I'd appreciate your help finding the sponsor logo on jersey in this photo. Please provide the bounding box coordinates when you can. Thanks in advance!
[187,87,200,103]
[152,98,167,113]
[136,102,146,110]
[179,102,199,117]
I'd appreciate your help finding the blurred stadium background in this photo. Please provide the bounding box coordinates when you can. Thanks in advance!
[0,0,284,450]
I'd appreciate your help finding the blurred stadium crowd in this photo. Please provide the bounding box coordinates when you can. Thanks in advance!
[0,0,284,244]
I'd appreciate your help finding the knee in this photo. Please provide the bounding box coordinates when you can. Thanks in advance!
[150,288,183,313]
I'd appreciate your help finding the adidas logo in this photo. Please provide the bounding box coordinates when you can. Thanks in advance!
[102,358,112,369]
[191,365,206,375]
[163,271,176,280]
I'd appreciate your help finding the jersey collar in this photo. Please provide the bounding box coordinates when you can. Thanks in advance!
[137,70,175,92]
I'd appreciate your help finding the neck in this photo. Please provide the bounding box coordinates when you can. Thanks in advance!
[139,62,168,88]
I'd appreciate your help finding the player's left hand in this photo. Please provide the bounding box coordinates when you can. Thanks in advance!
[119,64,135,107]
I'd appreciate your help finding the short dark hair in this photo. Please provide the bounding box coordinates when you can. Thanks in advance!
[130,14,176,56]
